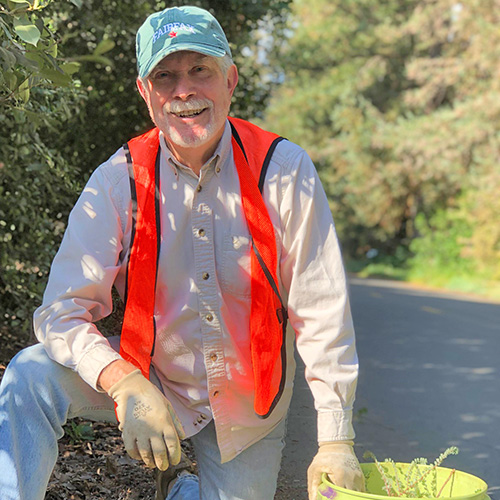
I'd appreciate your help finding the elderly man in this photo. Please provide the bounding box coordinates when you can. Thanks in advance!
[0,6,364,500]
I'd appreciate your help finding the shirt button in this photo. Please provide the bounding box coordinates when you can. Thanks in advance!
[202,272,210,280]
[206,313,214,322]
[210,353,217,362]
[215,166,221,174]
[200,413,207,420]
[198,228,206,237]
[213,390,220,398]
[196,185,202,192]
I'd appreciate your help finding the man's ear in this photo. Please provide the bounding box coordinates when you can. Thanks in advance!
[227,64,239,98]
[136,77,149,104]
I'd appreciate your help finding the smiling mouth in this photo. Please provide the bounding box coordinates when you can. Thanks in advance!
[172,108,206,118]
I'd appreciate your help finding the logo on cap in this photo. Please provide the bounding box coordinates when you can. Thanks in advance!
[152,22,196,44]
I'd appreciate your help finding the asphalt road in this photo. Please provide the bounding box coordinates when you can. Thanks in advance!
[276,278,500,499]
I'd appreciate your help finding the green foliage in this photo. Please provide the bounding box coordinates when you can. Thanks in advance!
[262,0,500,283]
[64,420,95,443]
[363,447,459,498]
[409,208,474,280]
[1,0,87,332]
[0,86,84,331]
[1,0,71,103]
[0,0,292,340]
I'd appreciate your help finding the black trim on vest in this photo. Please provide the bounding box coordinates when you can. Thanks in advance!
[229,121,249,163]
[152,148,161,358]
[252,242,289,420]
[154,149,161,286]
[123,143,161,358]
[256,314,288,419]
[258,137,286,193]
[229,122,289,419]
[123,143,136,308]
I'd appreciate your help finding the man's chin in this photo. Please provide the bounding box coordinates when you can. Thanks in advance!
[165,125,213,149]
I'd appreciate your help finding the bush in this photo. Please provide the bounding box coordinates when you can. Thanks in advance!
[408,208,475,285]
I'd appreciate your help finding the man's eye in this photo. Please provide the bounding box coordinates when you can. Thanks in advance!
[154,71,169,79]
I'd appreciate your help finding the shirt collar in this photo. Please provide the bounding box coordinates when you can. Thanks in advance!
[158,121,232,179]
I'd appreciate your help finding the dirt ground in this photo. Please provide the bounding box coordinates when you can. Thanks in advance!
[0,328,303,500]
[0,328,181,500]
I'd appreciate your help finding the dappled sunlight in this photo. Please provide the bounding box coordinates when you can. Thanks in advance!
[462,432,485,440]
[167,212,177,231]
[83,186,98,196]
[455,366,496,377]
[351,278,500,489]
[450,338,485,346]
[82,201,97,219]
[81,254,105,282]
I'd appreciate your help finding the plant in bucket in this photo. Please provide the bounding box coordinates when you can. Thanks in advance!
[317,447,489,500]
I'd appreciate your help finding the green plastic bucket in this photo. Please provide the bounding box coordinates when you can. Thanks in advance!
[318,463,488,500]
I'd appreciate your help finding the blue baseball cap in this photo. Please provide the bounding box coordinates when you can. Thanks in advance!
[136,6,232,78]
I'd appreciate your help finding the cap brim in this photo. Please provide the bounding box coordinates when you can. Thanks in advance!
[140,44,227,78]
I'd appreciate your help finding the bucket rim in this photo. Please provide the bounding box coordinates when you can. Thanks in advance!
[320,463,488,500]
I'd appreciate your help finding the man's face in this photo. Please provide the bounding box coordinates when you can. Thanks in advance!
[137,51,238,165]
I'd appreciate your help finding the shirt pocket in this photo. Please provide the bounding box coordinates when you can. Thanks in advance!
[220,234,252,298]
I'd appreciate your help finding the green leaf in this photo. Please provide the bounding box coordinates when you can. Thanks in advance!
[7,0,31,13]
[34,17,45,36]
[17,77,30,102]
[47,41,57,58]
[13,16,41,46]
[69,0,82,7]
[3,70,18,91]
[37,66,71,86]
[0,47,18,70]
[71,54,113,66]
[60,61,80,75]
[93,39,115,57]
[15,49,40,71]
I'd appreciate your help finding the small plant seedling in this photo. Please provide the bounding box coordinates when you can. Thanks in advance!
[64,420,95,444]
[363,447,459,498]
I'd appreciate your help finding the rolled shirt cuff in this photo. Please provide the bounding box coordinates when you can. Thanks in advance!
[317,410,355,443]
[76,344,123,392]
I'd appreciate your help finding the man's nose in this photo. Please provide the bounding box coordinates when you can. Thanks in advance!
[173,75,195,100]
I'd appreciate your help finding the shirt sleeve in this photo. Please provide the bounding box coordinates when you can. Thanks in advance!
[33,151,130,390]
[277,144,358,443]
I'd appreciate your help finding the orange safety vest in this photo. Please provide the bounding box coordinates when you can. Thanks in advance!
[119,117,287,418]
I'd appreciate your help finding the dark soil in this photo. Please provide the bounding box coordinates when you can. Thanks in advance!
[0,328,192,500]
[0,329,301,499]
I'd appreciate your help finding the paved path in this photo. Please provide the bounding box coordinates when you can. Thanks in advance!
[276,278,500,499]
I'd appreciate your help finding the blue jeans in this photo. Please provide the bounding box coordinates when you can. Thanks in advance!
[0,343,287,500]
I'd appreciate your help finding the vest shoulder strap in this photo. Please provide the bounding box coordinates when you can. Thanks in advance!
[228,117,286,192]
[119,127,161,377]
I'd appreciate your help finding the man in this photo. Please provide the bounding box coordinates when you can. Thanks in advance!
[0,6,365,500]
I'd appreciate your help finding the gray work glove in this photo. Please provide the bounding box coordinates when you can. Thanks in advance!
[108,369,186,470]
[307,441,365,499]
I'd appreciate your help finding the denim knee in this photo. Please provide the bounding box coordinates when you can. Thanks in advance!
[1,344,63,393]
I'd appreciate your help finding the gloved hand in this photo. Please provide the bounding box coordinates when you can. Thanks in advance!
[108,369,186,470]
[307,441,365,500]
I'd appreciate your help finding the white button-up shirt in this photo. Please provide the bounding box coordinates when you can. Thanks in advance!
[34,121,358,463]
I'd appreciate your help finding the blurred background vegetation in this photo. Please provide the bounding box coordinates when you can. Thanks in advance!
[263,0,500,298]
[1,0,499,341]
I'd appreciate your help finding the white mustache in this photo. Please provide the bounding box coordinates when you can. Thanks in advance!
[165,98,213,114]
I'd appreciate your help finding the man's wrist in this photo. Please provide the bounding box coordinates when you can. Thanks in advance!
[97,359,138,393]
[319,440,354,447]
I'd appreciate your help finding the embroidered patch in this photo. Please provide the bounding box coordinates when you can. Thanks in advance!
[152,22,196,44]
